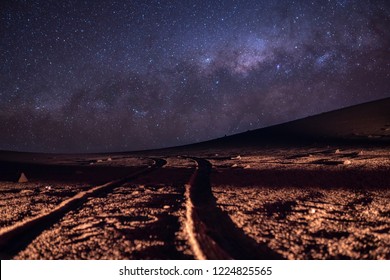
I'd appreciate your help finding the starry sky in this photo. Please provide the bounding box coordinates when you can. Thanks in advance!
[1,0,389,153]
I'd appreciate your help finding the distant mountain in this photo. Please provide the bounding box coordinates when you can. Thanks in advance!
[1,98,389,158]
[186,97,390,148]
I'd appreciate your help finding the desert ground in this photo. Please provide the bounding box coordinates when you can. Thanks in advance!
[0,144,389,260]
[0,98,389,259]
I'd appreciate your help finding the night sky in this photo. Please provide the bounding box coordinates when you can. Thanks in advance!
[1,0,389,153]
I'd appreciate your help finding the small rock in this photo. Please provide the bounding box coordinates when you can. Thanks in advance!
[45,186,52,190]
[163,205,171,209]
[335,149,341,154]
[309,208,316,214]
[343,160,352,165]
[244,165,251,169]
[358,151,364,156]
[232,164,239,168]
[18,172,28,183]
[107,157,112,161]
[20,189,34,194]
[97,159,103,163]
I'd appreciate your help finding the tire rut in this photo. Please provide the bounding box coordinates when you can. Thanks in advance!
[0,158,166,259]
[185,157,283,259]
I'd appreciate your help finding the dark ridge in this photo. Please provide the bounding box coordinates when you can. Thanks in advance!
[0,98,388,158]
[176,97,390,151]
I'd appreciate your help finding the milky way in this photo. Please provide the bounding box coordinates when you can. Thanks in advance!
[1,0,389,152]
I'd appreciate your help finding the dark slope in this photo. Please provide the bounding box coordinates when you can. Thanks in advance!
[183,97,390,149]
[0,98,389,160]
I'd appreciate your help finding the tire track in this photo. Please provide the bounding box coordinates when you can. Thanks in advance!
[185,157,283,260]
[0,158,166,259]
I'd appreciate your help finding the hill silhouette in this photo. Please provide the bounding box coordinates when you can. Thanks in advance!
[183,97,390,149]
